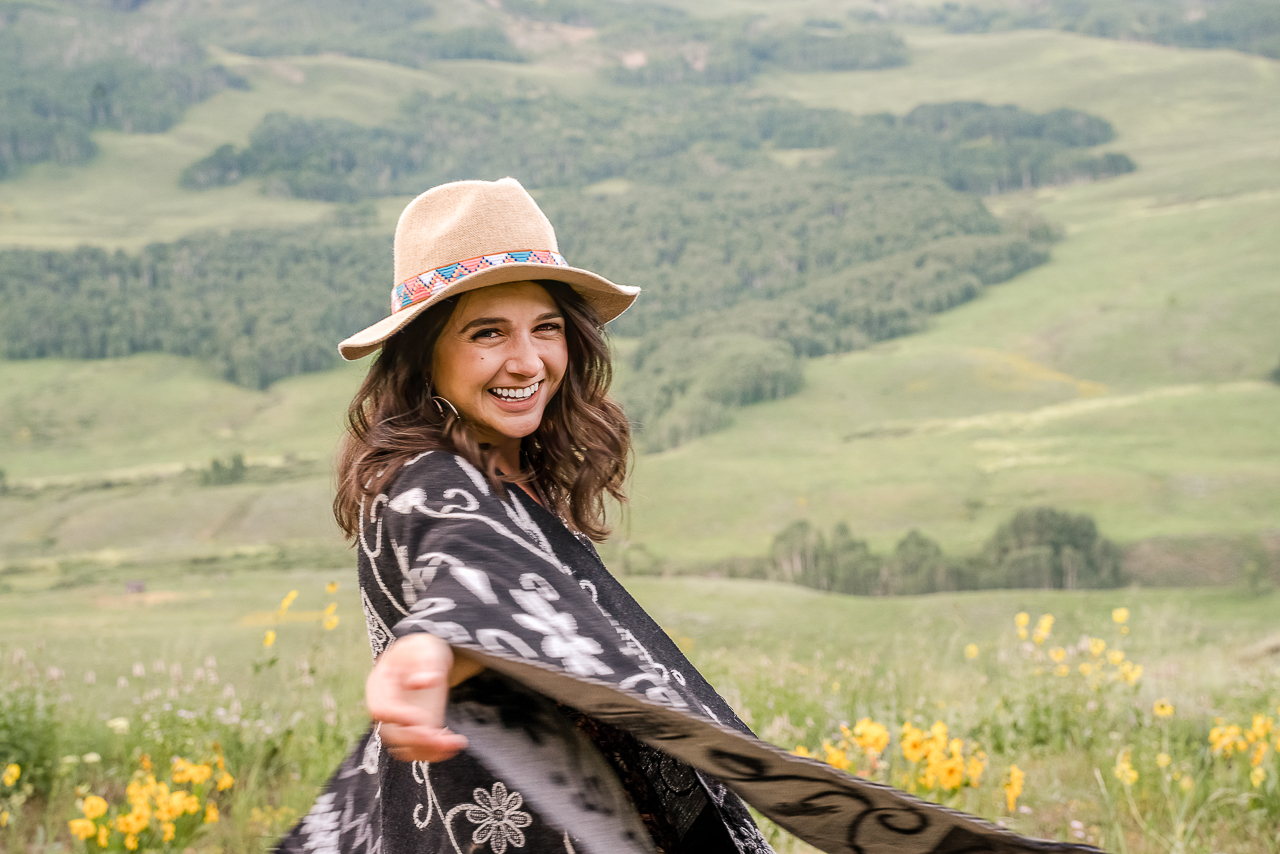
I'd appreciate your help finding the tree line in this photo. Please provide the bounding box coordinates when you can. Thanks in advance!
[181,92,1133,202]
[667,506,1124,593]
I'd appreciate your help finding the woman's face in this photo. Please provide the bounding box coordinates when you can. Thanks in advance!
[431,281,568,453]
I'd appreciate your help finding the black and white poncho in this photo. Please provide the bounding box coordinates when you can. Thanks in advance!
[277,452,1102,854]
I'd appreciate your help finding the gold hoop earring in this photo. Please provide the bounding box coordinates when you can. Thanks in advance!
[425,380,461,422]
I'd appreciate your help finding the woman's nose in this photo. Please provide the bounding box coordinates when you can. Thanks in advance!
[504,335,543,377]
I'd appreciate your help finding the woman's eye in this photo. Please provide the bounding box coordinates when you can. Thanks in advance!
[536,323,564,334]
[471,328,502,341]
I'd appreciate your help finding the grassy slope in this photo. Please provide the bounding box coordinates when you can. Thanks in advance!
[1,29,1278,570]
[626,29,1280,561]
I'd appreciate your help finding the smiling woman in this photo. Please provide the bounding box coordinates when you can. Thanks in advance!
[283,178,1101,854]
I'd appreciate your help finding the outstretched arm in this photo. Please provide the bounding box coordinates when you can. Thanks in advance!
[365,634,484,762]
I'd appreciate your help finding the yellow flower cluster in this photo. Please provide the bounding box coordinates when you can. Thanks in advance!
[1114,749,1138,786]
[1004,764,1024,812]
[66,750,232,851]
[1210,711,1277,761]
[2,764,19,788]
[900,721,986,792]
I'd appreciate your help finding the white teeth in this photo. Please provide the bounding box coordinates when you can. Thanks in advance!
[492,381,540,401]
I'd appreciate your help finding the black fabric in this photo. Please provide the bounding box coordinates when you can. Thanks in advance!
[276,451,1106,854]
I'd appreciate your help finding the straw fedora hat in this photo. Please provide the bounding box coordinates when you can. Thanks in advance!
[338,177,640,360]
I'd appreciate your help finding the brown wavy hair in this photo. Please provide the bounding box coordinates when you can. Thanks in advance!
[333,281,631,541]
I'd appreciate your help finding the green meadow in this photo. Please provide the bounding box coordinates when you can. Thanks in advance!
[2,6,1280,853]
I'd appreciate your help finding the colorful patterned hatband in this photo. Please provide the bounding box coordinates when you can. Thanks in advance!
[392,250,568,313]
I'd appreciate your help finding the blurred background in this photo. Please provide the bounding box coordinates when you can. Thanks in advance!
[0,0,1278,851]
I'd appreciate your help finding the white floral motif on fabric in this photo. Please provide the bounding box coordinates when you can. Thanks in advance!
[463,782,533,854]
[509,587,612,677]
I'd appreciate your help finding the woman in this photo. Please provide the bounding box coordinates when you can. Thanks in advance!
[277,179,1097,854]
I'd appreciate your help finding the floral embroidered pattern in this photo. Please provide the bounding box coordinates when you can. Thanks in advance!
[463,782,532,854]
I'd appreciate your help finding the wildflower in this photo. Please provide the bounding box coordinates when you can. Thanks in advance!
[263,630,277,648]
[1250,742,1269,768]
[279,589,299,613]
[139,754,151,772]
[1004,765,1025,811]
[1250,766,1266,788]
[205,802,220,824]
[68,818,97,840]
[1112,607,1129,624]
[1079,662,1093,676]
[1120,662,1143,686]
[1153,699,1174,718]
[852,718,890,756]
[0,811,8,827]
[216,771,235,791]
[125,833,139,850]
[1156,753,1171,769]
[1247,714,1273,742]
[1032,614,1054,645]
[964,643,979,660]
[1088,637,1106,657]
[2,763,19,787]
[82,795,108,820]
[792,745,811,758]
[1180,774,1194,792]
[324,614,340,631]
[96,825,109,847]
[1015,612,1029,640]
[1114,751,1138,786]
[1107,650,1125,665]
[1049,647,1066,663]
[162,821,176,842]
[106,717,130,735]
[326,581,339,594]
[901,723,928,763]
[1054,664,1070,677]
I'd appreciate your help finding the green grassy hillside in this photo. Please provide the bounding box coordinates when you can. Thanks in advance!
[2,26,1278,579]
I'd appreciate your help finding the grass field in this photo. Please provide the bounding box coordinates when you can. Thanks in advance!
[1,570,1276,852]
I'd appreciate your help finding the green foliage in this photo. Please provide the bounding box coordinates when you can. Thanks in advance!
[908,0,1280,60]
[0,232,388,388]
[200,454,247,486]
[1268,358,1280,384]
[981,506,1123,590]
[0,685,59,799]
[764,508,1122,594]
[0,13,243,179]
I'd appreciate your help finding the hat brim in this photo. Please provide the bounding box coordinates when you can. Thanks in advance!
[338,265,640,360]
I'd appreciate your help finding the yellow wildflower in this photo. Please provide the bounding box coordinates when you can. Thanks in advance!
[1032,614,1054,645]
[1114,751,1138,786]
[139,754,151,772]
[1048,647,1066,663]
[187,763,213,785]
[1112,607,1129,624]
[96,825,109,847]
[324,614,340,631]
[162,821,176,842]
[1015,612,1029,640]
[1180,774,1194,792]
[326,581,339,594]
[1107,650,1125,665]
[263,630,277,648]
[186,793,201,814]
[1248,715,1273,742]
[1120,662,1142,686]
[1210,721,1244,756]
[901,723,928,763]
[205,802,220,824]
[1156,753,1171,769]
[69,818,97,841]
[852,718,890,756]
[1053,664,1068,677]
[125,833,139,851]
[1153,699,1174,718]
[1250,742,1269,768]
[1004,765,1025,812]
[2,764,19,787]
[323,602,337,617]
[0,811,9,828]
[822,741,850,771]
[1251,766,1266,788]
[792,745,811,758]
[1089,637,1106,657]
[279,589,299,613]
[938,756,965,790]
[82,795,108,820]
[964,643,979,660]
[216,771,235,791]
[1079,662,1093,676]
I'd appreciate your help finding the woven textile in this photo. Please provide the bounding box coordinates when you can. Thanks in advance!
[392,250,567,312]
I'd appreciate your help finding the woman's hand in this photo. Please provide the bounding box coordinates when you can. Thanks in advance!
[365,634,480,763]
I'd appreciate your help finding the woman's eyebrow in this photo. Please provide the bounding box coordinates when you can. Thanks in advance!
[459,316,507,332]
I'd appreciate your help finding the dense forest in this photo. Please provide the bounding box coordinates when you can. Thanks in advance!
[181,94,1133,201]
[674,506,1125,593]
[898,0,1280,59]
